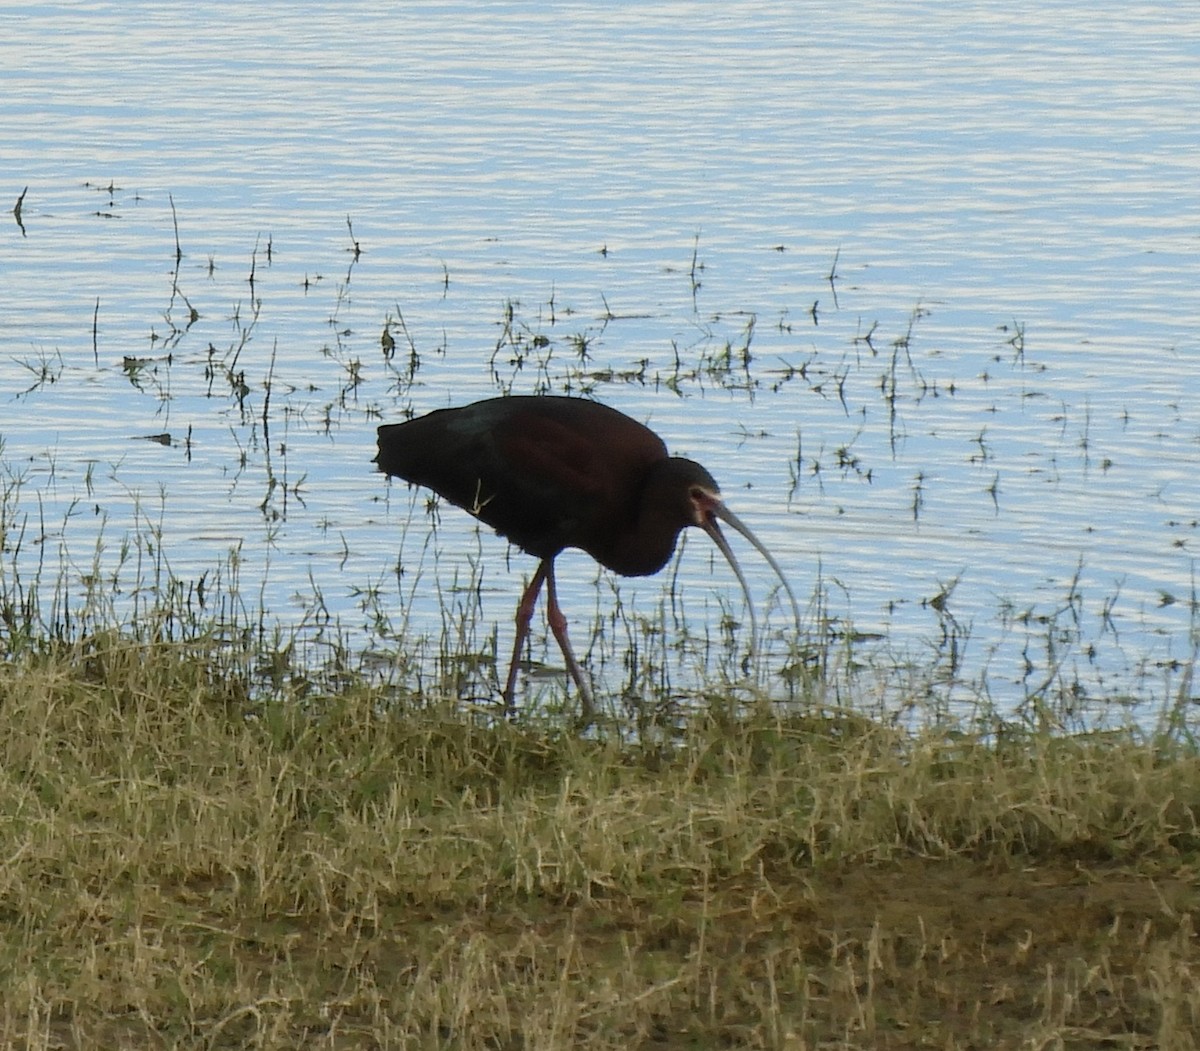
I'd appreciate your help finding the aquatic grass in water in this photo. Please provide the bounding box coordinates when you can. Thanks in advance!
[1,195,1197,727]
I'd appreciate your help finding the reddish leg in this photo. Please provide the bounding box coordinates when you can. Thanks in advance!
[503,559,548,716]
[501,558,595,728]
[544,562,595,729]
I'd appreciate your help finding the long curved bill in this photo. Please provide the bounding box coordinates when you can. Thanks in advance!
[700,502,802,662]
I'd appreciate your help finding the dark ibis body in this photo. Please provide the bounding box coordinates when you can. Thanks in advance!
[374,396,798,725]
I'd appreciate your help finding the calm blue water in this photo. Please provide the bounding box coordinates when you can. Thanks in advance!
[1,2,1197,726]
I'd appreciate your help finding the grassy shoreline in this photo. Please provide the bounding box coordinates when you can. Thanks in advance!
[0,623,1197,1049]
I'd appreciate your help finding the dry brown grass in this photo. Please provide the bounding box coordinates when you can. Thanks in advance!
[0,627,1197,1049]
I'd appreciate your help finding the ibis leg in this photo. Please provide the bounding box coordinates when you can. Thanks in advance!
[502,560,549,716]
[543,562,595,730]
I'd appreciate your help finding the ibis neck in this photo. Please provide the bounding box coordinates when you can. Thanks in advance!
[588,458,698,577]
[600,517,687,577]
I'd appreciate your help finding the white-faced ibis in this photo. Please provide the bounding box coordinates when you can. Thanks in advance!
[375,395,799,725]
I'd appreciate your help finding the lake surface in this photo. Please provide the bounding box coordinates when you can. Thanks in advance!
[1,2,1197,727]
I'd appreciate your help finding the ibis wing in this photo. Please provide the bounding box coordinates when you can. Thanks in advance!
[376,396,668,560]
[498,411,611,498]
